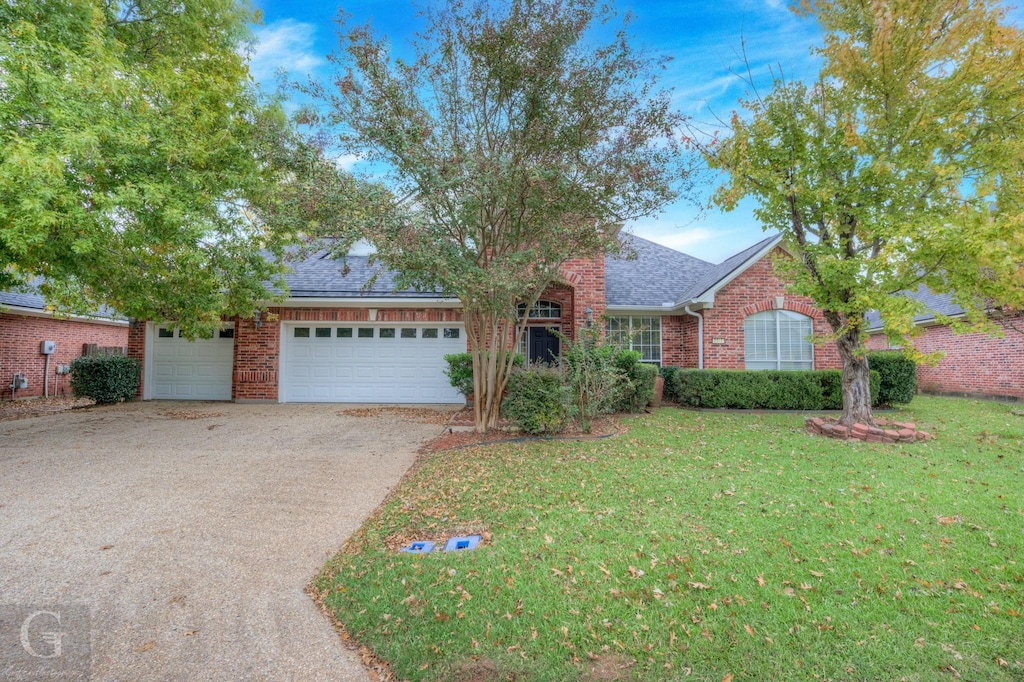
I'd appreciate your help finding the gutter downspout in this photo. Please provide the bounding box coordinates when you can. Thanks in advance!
[683,306,704,369]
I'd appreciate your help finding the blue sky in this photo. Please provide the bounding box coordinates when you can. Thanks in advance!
[247,0,1022,263]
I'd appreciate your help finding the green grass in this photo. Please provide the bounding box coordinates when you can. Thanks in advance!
[313,397,1024,681]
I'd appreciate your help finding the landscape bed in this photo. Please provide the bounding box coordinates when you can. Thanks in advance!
[312,396,1024,681]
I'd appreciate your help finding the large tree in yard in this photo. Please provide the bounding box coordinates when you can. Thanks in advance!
[699,0,1024,427]
[1,0,351,336]
[310,0,687,431]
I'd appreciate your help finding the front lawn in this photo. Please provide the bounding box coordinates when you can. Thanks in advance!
[313,397,1024,681]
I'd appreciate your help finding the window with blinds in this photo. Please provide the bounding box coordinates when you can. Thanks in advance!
[744,310,813,370]
[606,316,662,364]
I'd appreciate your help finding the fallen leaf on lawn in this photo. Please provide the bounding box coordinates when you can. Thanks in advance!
[744,624,755,636]
[756,575,766,587]
[723,673,734,682]
[688,582,710,590]
[810,570,824,578]
[937,515,962,526]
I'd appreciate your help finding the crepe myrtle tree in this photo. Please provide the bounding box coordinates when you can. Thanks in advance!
[305,0,689,432]
[692,0,1024,427]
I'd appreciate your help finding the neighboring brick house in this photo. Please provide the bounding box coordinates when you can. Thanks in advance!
[0,286,129,400]
[866,286,1024,401]
[125,232,843,403]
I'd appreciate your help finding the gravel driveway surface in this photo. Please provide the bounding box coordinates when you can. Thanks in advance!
[0,401,453,681]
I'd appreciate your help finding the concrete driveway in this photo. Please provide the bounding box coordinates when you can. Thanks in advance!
[0,401,454,681]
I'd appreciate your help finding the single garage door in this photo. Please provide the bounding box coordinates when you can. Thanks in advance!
[282,323,465,403]
[151,326,234,400]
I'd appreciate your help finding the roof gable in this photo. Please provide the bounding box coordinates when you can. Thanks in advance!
[675,234,783,307]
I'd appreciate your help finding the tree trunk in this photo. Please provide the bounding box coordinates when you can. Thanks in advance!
[834,324,874,427]
[466,309,518,433]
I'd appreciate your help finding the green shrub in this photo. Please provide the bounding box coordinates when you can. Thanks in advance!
[673,369,881,410]
[609,349,658,412]
[868,351,918,406]
[70,354,140,404]
[502,367,572,435]
[560,328,623,432]
[444,352,524,397]
[659,366,683,402]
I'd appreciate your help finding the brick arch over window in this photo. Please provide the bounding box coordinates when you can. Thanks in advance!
[738,299,819,319]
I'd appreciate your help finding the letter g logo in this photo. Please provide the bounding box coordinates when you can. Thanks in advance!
[20,610,64,659]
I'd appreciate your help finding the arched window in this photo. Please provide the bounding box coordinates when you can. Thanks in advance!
[517,300,562,319]
[744,310,814,370]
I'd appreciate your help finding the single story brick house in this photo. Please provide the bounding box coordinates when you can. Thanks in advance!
[866,286,1024,401]
[0,284,129,400]
[126,233,842,403]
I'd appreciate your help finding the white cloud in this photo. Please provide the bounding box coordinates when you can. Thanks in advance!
[250,20,323,84]
[333,154,362,172]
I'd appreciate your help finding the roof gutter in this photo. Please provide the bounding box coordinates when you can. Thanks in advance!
[683,305,703,369]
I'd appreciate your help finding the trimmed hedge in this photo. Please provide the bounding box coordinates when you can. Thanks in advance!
[867,351,917,406]
[70,354,140,404]
[659,366,684,403]
[502,367,573,434]
[666,368,881,410]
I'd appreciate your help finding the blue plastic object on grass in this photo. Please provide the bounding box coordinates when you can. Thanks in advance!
[400,541,435,554]
[443,535,481,552]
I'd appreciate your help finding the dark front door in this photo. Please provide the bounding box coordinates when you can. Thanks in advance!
[527,327,560,365]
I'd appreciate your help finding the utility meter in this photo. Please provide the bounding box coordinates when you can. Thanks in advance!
[40,340,56,354]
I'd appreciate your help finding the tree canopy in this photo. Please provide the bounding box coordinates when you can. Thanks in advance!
[1,0,352,335]
[699,0,1024,425]
[308,0,688,430]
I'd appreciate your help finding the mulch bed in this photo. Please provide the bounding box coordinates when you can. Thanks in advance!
[425,407,628,451]
[0,397,95,422]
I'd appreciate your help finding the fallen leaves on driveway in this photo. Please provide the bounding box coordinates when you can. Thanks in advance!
[338,406,456,425]
[0,397,94,421]
[162,409,228,420]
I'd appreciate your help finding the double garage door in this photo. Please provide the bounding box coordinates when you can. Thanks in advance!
[282,323,465,403]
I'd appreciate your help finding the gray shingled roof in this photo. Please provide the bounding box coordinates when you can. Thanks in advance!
[282,252,446,298]
[0,287,47,310]
[675,234,782,304]
[604,235,714,307]
[0,277,124,320]
[865,285,965,330]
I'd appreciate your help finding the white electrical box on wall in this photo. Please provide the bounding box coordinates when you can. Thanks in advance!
[40,340,56,354]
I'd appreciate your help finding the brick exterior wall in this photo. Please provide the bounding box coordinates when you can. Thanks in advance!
[127,322,145,397]
[661,315,686,367]
[867,319,1024,400]
[1,312,129,400]
[561,257,605,330]
[697,249,841,370]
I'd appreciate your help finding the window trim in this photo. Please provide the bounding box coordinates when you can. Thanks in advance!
[743,309,815,371]
[517,300,563,320]
[605,316,662,365]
